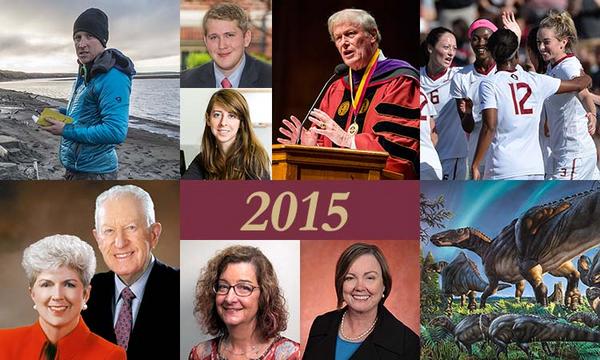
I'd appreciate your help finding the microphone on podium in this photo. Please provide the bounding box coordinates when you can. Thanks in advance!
[296,64,349,144]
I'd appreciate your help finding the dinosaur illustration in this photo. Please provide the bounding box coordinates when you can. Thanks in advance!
[578,252,600,287]
[433,252,510,312]
[578,253,600,316]
[430,188,600,309]
[547,282,564,305]
[489,313,600,359]
[568,312,600,328]
[428,313,500,354]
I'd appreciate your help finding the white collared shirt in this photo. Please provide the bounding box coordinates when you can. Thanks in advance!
[214,53,246,88]
[112,254,155,327]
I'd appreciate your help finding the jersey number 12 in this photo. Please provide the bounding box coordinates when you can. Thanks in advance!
[509,82,533,115]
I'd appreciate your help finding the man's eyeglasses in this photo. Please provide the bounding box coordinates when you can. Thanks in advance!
[213,282,259,297]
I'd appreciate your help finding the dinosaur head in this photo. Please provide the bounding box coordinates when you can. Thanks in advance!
[430,228,472,247]
[428,315,451,327]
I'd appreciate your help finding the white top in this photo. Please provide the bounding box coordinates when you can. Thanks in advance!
[450,63,497,166]
[420,91,443,178]
[420,66,468,160]
[544,55,596,159]
[479,68,560,179]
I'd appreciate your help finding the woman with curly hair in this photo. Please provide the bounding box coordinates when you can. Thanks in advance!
[182,89,271,180]
[188,245,299,360]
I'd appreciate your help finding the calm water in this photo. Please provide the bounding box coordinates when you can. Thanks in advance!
[0,77,179,138]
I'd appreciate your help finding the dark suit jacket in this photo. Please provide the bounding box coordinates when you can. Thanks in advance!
[82,259,179,360]
[180,53,272,88]
[303,305,420,360]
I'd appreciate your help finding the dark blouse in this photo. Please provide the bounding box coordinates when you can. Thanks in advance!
[182,153,270,180]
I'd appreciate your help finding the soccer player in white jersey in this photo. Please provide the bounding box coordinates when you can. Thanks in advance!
[472,29,592,180]
[538,11,599,180]
[450,19,499,179]
[420,27,467,180]
[420,91,443,180]
[525,26,553,176]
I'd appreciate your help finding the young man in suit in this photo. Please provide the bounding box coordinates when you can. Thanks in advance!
[82,185,179,359]
[180,2,271,88]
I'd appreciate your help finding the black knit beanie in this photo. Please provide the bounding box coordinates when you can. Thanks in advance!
[73,8,109,47]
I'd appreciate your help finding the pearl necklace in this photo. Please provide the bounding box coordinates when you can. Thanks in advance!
[339,311,378,341]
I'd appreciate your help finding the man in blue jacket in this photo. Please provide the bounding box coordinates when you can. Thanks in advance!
[44,8,135,180]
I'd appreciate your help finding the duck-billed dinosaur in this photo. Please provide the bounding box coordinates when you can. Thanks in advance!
[428,313,500,354]
[489,314,600,359]
[431,188,600,309]
[578,252,600,316]
[433,252,510,312]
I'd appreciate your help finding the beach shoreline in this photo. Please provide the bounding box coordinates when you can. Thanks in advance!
[0,88,180,180]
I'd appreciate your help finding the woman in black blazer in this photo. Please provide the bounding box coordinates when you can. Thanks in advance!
[303,243,419,360]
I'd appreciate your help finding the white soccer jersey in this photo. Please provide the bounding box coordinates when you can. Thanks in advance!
[420,91,443,180]
[420,66,467,160]
[450,63,497,167]
[479,68,560,179]
[545,55,597,159]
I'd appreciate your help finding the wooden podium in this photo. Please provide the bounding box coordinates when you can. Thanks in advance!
[272,144,392,180]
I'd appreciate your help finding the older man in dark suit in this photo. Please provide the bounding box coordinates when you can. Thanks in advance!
[180,2,271,88]
[82,185,179,359]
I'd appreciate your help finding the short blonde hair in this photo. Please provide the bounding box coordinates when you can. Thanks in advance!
[203,3,251,34]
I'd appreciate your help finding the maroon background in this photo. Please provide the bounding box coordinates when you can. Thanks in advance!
[180,181,419,240]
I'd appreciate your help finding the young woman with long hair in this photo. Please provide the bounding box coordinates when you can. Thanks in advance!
[420,27,468,180]
[538,11,599,180]
[183,89,271,180]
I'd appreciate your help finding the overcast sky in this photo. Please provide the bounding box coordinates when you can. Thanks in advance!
[0,0,179,73]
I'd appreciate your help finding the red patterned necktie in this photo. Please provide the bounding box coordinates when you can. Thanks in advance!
[221,77,232,88]
[115,287,136,350]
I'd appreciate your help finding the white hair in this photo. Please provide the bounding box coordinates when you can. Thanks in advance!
[327,9,381,43]
[95,185,155,229]
[22,234,96,287]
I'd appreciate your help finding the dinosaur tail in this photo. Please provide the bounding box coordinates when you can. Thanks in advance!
[532,322,600,342]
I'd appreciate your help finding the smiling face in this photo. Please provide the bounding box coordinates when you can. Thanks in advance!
[216,262,260,330]
[342,254,385,315]
[73,31,104,64]
[208,102,241,154]
[537,27,568,63]
[204,19,251,75]
[93,195,161,285]
[332,22,377,71]
[430,32,457,70]
[470,27,494,62]
[31,266,89,336]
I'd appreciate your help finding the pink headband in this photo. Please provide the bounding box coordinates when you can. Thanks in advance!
[468,19,498,39]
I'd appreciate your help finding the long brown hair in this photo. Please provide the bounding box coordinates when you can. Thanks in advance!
[200,89,270,179]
